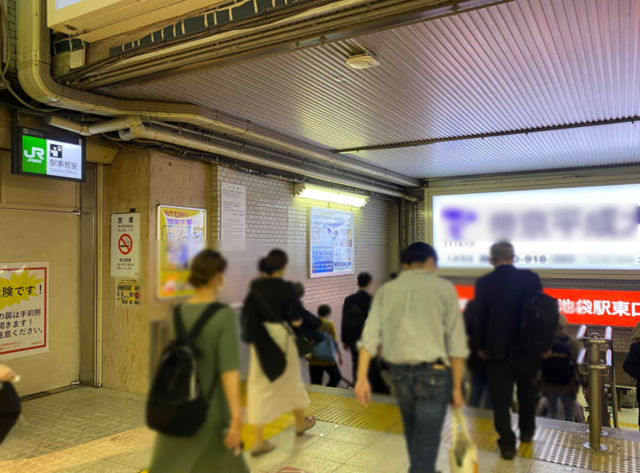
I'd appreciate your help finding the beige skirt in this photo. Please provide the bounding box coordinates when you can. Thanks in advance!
[247,322,310,425]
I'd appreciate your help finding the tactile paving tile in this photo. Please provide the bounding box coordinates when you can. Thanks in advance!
[302,390,640,473]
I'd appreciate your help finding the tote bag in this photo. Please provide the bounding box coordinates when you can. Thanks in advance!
[449,408,479,473]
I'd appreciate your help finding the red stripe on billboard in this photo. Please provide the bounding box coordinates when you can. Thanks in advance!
[454,286,640,327]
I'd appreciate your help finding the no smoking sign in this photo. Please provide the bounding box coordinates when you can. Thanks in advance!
[118,234,133,255]
[111,213,140,278]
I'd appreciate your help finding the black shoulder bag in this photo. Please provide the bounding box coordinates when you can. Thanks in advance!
[252,290,313,358]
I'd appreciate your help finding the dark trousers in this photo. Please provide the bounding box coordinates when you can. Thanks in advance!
[389,364,451,473]
[347,342,359,382]
[310,364,342,388]
[487,358,540,451]
[469,372,493,410]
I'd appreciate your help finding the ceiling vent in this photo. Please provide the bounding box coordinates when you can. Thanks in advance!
[346,53,379,70]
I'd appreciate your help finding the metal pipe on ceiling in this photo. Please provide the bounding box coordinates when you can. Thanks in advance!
[17,0,421,189]
[335,116,640,153]
[45,115,418,201]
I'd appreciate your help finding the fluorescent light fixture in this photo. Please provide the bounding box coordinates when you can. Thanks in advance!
[294,183,369,207]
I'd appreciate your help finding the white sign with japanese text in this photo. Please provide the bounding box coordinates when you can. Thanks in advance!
[0,262,49,360]
[221,182,246,240]
[111,213,140,277]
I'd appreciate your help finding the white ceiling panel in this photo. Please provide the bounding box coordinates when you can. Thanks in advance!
[110,0,640,179]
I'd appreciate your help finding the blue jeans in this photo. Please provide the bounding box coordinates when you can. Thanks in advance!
[547,393,576,422]
[389,364,451,473]
[469,373,492,410]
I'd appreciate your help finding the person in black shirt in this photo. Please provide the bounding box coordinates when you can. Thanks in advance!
[474,242,542,460]
[242,250,316,455]
[342,273,373,383]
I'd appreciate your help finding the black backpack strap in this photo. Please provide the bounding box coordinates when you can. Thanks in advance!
[173,304,187,341]
[186,302,226,347]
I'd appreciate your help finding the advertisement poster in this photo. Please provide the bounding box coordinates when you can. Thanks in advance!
[0,262,49,360]
[221,182,246,240]
[110,213,140,278]
[157,206,206,299]
[309,208,354,278]
[432,183,640,271]
[455,285,640,328]
[116,278,139,307]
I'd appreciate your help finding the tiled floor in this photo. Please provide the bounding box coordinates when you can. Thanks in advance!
[1,386,639,472]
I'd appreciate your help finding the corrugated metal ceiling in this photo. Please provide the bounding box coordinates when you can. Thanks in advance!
[111,0,640,179]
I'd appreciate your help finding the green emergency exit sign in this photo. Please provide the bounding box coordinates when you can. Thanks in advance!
[12,126,86,182]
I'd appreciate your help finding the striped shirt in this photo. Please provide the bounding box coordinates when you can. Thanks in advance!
[360,269,469,366]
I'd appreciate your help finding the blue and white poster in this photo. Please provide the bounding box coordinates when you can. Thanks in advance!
[309,208,354,278]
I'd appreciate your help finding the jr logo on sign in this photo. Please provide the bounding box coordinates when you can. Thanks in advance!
[21,135,47,175]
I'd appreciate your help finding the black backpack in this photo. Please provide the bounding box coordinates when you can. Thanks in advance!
[541,337,575,385]
[519,292,559,357]
[147,303,224,437]
[343,304,367,345]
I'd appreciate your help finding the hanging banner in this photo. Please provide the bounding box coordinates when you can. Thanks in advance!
[111,213,140,277]
[116,278,139,307]
[157,206,207,299]
[454,285,640,328]
[0,262,49,360]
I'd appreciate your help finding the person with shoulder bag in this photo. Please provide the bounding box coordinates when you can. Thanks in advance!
[623,322,640,431]
[540,315,581,421]
[243,249,316,456]
[147,250,248,473]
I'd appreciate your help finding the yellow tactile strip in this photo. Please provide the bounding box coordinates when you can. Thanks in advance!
[299,391,640,473]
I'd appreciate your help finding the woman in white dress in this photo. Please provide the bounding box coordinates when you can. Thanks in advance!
[242,250,316,455]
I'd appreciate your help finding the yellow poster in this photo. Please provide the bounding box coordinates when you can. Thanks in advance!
[0,262,49,360]
[157,206,207,299]
[116,278,139,307]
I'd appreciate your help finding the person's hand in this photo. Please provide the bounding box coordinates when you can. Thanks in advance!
[355,377,372,407]
[338,356,344,367]
[0,364,16,382]
[541,349,552,359]
[450,387,464,409]
[224,418,242,456]
[478,350,486,360]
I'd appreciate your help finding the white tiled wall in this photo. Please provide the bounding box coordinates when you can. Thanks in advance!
[212,165,390,311]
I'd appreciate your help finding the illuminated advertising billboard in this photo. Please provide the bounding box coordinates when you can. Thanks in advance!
[13,127,85,182]
[455,285,640,328]
[432,184,640,271]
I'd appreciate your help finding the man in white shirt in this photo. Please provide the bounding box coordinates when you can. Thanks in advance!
[355,242,468,473]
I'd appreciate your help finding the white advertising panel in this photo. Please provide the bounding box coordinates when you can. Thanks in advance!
[309,208,354,278]
[432,183,640,271]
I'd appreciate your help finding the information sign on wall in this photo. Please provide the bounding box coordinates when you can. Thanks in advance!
[157,206,206,299]
[455,285,640,328]
[111,213,140,277]
[116,278,139,307]
[0,263,49,360]
[221,182,246,240]
[12,127,85,182]
[309,207,354,278]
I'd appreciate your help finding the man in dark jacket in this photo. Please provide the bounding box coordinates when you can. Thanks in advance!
[342,273,373,382]
[474,242,542,460]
